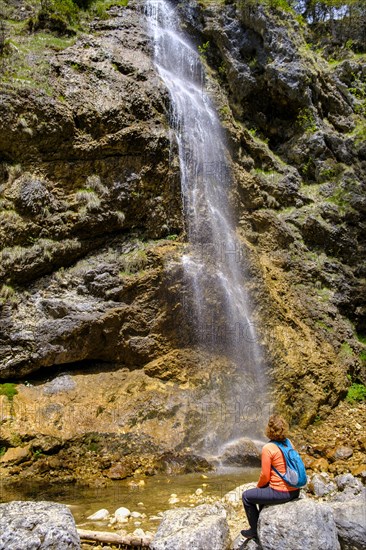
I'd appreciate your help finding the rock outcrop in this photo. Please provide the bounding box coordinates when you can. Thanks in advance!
[151,502,231,550]
[0,501,81,549]
[0,0,365,481]
[329,499,366,550]
[258,499,340,550]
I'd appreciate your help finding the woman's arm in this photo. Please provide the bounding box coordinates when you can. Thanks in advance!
[257,446,271,487]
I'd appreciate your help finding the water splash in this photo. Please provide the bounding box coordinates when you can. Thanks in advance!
[146,0,269,450]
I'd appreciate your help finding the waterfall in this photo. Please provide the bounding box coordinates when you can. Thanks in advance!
[146,0,269,452]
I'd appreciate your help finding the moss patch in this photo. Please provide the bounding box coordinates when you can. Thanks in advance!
[0,382,18,400]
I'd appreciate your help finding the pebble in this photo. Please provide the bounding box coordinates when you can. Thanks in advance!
[114,507,130,521]
[195,488,203,496]
[87,508,110,520]
[131,511,142,518]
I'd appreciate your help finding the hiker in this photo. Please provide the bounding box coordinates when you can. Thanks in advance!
[241,414,301,540]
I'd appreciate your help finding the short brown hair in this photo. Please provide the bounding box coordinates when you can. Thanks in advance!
[265,414,289,441]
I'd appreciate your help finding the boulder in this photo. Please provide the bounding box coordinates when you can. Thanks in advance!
[328,499,366,550]
[0,501,80,549]
[308,472,337,497]
[151,502,230,550]
[258,499,340,550]
[330,474,365,502]
[218,438,261,467]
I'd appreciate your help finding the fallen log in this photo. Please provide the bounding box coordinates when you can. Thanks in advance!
[77,528,153,547]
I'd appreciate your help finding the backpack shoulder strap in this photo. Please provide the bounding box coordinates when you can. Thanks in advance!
[271,465,286,480]
[269,439,289,481]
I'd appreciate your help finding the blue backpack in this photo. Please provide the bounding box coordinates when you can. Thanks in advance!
[271,438,307,488]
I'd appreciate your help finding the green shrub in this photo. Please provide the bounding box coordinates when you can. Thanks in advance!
[346,383,366,404]
[29,0,79,35]
[0,383,18,401]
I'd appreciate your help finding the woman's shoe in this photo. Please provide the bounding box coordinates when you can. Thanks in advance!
[240,528,258,539]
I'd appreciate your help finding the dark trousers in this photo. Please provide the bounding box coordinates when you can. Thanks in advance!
[242,486,300,534]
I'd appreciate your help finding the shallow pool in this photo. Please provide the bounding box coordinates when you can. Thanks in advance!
[1,467,259,534]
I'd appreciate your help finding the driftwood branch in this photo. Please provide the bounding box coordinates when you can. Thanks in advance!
[77,528,152,547]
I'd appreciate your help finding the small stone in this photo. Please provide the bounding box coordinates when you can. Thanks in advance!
[87,508,109,521]
[333,446,353,460]
[195,488,203,496]
[114,507,130,521]
[106,463,131,480]
[335,473,363,492]
[308,473,336,497]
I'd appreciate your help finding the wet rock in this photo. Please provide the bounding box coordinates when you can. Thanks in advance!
[0,500,80,549]
[87,509,110,521]
[114,507,131,521]
[105,463,133,480]
[218,438,261,467]
[258,499,340,550]
[151,502,230,550]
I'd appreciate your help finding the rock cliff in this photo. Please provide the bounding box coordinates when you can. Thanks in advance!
[0,0,365,483]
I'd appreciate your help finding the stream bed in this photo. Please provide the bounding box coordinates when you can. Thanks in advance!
[1,468,259,534]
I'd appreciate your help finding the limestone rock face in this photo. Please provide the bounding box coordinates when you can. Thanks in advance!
[178,0,366,428]
[0,0,365,481]
[151,503,231,550]
[258,499,340,550]
[0,501,80,549]
[0,4,182,380]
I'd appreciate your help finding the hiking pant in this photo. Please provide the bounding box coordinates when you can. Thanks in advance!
[242,486,300,533]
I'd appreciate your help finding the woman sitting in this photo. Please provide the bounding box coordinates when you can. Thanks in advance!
[241,414,300,540]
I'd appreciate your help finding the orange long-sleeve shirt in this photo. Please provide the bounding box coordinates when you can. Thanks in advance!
[257,442,299,492]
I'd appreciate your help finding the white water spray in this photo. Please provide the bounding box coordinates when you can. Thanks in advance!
[146,0,269,450]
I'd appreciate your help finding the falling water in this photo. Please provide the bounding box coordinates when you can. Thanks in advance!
[146,0,269,452]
